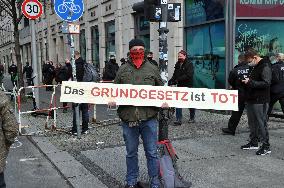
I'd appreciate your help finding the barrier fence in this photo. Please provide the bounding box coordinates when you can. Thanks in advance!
[16,82,119,136]
[17,84,70,135]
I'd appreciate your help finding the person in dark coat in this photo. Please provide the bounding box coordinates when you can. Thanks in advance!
[241,48,272,155]
[54,63,62,84]
[267,53,284,117]
[102,55,119,81]
[222,53,249,135]
[168,50,195,125]
[23,62,33,86]
[147,52,158,67]
[61,59,73,113]
[69,51,89,135]
[8,62,17,87]
[42,61,55,91]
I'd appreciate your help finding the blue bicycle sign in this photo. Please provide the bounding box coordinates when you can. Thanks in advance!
[54,0,84,22]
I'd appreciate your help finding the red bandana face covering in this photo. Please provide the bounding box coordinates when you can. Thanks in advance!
[130,49,145,69]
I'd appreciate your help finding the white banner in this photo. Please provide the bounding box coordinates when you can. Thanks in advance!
[60,81,239,111]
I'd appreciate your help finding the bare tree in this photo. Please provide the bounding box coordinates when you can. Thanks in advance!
[0,0,25,91]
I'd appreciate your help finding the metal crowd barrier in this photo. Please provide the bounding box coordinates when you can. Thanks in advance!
[17,84,69,135]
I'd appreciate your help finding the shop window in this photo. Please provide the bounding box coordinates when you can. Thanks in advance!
[185,0,225,26]
[235,20,284,58]
[186,21,225,89]
[105,21,115,58]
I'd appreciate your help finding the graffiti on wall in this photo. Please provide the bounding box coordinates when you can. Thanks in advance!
[235,21,284,57]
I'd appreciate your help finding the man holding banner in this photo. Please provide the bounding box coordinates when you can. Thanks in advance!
[113,39,163,188]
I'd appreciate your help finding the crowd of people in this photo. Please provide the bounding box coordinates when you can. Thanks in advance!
[1,40,284,187]
[222,50,284,156]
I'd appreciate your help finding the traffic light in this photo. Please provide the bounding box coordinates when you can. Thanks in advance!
[144,0,160,22]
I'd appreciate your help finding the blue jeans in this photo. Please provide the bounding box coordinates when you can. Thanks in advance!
[176,108,196,121]
[122,119,160,188]
[72,103,89,132]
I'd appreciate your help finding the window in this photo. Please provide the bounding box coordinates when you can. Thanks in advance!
[185,0,225,26]
[235,20,284,60]
[186,22,225,89]
[91,26,100,71]
[105,21,115,58]
[185,0,226,89]
[135,15,150,50]
[79,29,86,60]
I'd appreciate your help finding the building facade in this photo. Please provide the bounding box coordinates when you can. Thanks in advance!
[0,10,15,73]
[2,0,284,89]
[184,0,284,89]
[17,0,183,83]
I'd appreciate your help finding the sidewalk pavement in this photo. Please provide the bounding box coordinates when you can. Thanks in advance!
[5,137,71,188]
[21,108,284,188]
[29,127,284,188]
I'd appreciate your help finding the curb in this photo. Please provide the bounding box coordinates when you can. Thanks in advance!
[31,136,108,188]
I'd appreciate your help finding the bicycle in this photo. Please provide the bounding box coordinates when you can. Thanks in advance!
[58,0,81,14]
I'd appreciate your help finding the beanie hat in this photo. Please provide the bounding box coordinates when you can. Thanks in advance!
[129,39,145,50]
[179,50,187,57]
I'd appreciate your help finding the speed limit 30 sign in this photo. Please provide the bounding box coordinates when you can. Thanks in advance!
[22,0,43,20]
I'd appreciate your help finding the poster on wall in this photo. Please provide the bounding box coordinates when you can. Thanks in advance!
[235,20,284,58]
[185,0,225,25]
[236,0,284,17]
[186,22,226,89]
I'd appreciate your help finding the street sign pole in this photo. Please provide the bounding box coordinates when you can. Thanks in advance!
[22,0,43,109]
[54,0,84,139]
[31,19,40,109]
[158,0,170,141]
[68,32,81,139]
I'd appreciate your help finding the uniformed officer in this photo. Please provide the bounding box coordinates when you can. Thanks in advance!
[222,53,249,135]
[268,53,284,117]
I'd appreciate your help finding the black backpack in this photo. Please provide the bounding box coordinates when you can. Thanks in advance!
[56,66,68,82]
[83,63,99,82]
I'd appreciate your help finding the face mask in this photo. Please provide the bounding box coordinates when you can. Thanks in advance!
[248,59,257,67]
[130,49,145,69]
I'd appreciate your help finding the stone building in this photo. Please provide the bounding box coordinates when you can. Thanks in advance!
[17,0,183,83]
[0,9,15,73]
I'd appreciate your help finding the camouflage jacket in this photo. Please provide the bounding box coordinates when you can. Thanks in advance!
[0,91,18,173]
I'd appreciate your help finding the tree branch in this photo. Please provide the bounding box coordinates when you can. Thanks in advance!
[0,0,13,15]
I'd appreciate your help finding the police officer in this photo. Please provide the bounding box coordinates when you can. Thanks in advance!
[222,53,249,135]
[267,53,284,117]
